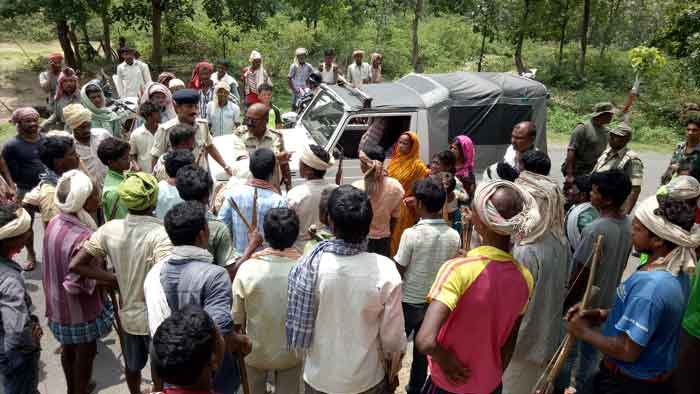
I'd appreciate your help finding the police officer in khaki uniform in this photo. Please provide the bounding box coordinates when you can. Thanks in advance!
[592,122,644,214]
[150,88,233,176]
[232,103,290,189]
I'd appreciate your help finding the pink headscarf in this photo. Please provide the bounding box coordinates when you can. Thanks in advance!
[189,62,214,90]
[55,68,79,100]
[455,135,475,178]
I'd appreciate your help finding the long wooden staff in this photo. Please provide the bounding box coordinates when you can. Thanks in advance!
[237,353,251,394]
[531,234,604,394]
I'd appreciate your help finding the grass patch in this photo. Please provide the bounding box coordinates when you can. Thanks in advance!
[0,123,15,144]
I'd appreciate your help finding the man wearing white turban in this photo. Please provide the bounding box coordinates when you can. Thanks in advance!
[287,144,337,251]
[243,50,272,107]
[63,103,111,186]
[565,192,699,394]
[0,203,42,394]
[43,169,113,394]
[505,150,572,394]
[415,180,535,394]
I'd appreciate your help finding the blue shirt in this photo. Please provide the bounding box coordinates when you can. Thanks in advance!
[218,185,287,253]
[154,181,184,220]
[602,270,690,379]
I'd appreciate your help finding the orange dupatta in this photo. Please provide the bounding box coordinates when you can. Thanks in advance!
[387,132,429,254]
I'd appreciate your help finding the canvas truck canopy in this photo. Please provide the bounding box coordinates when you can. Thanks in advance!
[331,72,549,173]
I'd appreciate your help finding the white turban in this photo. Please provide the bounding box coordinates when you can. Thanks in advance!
[300,145,334,171]
[249,50,262,62]
[54,170,97,230]
[214,80,231,95]
[659,175,700,201]
[168,78,185,89]
[472,180,540,240]
[295,48,307,56]
[63,103,93,130]
[515,171,567,245]
[635,195,700,275]
[0,208,31,240]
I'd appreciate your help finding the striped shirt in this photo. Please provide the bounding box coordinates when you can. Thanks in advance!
[217,185,287,253]
[394,218,461,304]
[198,86,214,120]
[43,213,104,325]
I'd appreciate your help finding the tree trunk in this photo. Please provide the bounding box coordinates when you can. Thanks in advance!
[514,0,531,75]
[68,24,83,71]
[478,30,487,72]
[578,0,591,78]
[56,20,78,69]
[101,0,113,63]
[411,0,423,72]
[557,0,570,70]
[151,0,163,71]
[598,0,623,58]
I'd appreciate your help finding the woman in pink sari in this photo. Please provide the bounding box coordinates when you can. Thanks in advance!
[450,135,476,198]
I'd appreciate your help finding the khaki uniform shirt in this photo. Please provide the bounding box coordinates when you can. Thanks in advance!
[150,117,212,171]
[232,126,284,187]
[592,146,644,187]
[232,126,283,158]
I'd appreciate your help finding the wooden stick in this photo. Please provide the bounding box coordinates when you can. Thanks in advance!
[237,353,251,394]
[531,234,604,394]
[108,289,128,369]
[460,207,473,255]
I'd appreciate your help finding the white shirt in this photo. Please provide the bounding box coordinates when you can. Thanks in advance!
[304,252,406,394]
[211,72,239,90]
[116,60,152,98]
[347,62,371,87]
[206,100,240,137]
[129,125,156,173]
[287,179,337,250]
[75,128,111,186]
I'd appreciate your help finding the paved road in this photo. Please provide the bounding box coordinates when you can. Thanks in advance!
[3,143,672,394]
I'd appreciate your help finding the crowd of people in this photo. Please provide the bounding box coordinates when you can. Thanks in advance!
[0,45,699,394]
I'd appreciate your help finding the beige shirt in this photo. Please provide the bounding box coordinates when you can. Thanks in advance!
[83,214,172,335]
[232,251,303,370]
[151,118,212,171]
[304,252,406,393]
[23,183,59,226]
[352,177,405,239]
[75,128,111,186]
[129,125,156,173]
[287,179,337,250]
[592,146,644,187]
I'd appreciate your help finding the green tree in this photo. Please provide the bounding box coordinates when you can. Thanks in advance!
[112,0,195,71]
[0,0,89,70]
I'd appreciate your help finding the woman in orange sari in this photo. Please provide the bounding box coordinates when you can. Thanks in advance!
[388,131,429,255]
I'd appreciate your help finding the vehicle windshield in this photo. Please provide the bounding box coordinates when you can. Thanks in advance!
[301,92,345,146]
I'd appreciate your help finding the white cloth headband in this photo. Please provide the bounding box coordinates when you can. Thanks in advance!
[300,146,334,171]
[0,208,31,240]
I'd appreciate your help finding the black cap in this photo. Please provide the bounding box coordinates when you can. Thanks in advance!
[173,89,200,105]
